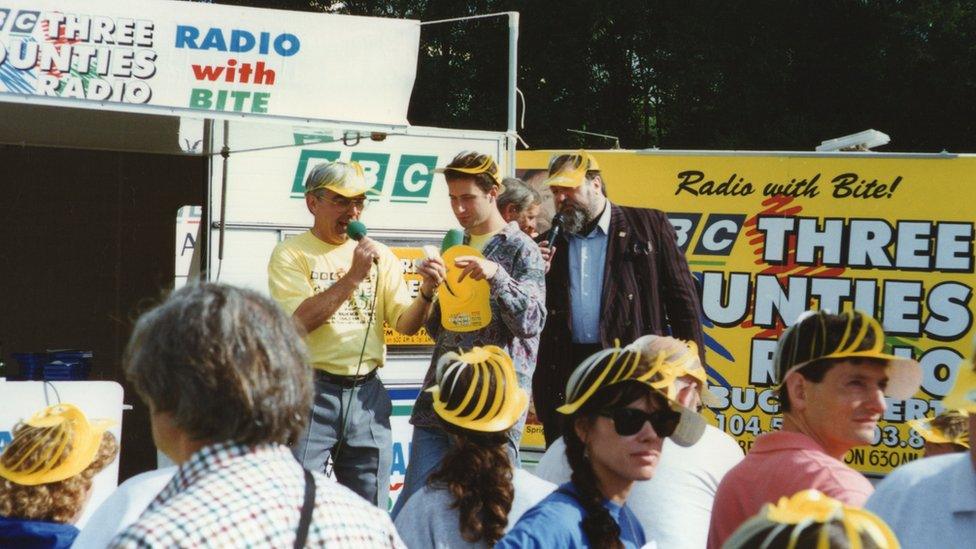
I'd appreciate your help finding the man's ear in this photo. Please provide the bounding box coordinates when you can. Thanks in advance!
[305,193,317,215]
[785,374,808,411]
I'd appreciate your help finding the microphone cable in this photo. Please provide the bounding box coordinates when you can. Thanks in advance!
[328,261,380,476]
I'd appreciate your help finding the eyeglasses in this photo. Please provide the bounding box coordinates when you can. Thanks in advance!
[600,406,681,437]
[322,194,367,210]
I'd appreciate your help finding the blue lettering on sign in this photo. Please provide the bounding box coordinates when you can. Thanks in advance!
[0,431,11,452]
[175,25,301,57]
[391,441,410,476]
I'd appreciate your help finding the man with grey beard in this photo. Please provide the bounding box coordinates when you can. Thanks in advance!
[532,150,705,446]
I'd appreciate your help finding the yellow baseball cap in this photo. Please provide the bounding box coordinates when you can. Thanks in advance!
[543,150,601,188]
[0,403,113,486]
[438,245,493,332]
[304,161,370,198]
[427,345,528,432]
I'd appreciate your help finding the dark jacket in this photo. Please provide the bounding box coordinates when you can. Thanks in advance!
[532,203,705,440]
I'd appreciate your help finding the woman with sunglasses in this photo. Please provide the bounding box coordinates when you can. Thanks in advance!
[497,344,706,548]
[394,346,555,547]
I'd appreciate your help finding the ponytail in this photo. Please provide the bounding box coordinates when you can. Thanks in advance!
[564,421,624,549]
[428,431,514,544]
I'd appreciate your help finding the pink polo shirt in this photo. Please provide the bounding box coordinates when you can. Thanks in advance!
[706,430,874,549]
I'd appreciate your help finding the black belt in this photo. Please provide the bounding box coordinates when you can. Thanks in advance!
[315,368,378,388]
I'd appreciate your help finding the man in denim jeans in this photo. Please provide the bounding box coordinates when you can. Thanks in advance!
[391,152,547,517]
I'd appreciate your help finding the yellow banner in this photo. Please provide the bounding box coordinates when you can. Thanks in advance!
[385,247,434,346]
[519,150,976,474]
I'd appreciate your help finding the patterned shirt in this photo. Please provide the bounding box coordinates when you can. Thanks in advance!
[109,442,404,548]
[410,221,547,430]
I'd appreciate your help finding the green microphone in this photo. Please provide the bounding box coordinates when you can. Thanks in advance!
[441,228,464,253]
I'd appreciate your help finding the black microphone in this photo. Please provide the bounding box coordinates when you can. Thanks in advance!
[346,220,377,264]
[548,212,565,246]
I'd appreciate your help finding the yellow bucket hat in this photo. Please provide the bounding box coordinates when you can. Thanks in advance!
[909,410,970,449]
[0,403,113,486]
[427,345,528,432]
[724,490,899,549]
[543,150,601,188]
[556,343,707,447]
[628,335,722,408]
[438,245,493,332]
[304,161,370,198]
[776,310,922,400]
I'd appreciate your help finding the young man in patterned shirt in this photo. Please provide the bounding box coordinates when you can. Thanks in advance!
[110,284,404,548]
[390,152,547,517]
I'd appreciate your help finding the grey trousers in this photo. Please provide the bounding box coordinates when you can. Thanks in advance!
[292,372,392,508]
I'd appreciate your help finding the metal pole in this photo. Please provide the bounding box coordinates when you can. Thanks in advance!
[420,12,520,176]
[507,12,519,177]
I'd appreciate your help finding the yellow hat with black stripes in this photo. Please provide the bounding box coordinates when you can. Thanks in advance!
[427,345,528,433]
[0,403,113,486]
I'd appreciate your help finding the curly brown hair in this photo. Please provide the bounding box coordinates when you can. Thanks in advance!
[0,431,119,523]
[428,430,514,545]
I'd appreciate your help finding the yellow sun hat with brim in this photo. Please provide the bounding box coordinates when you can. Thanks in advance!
[0,403,114,486]
[438,245,493,332]
[304,161,371,198]
[723,490,899,549]
[909,410,970,448]
[629,335,722,408]
[556,343,707,447]
[434,152,504,188]
[775,310,922,400]
[427,345,528,433]
[543,149,601,188]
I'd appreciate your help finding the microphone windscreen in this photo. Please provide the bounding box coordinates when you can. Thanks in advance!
[441,228,465,253]
[346,220,368,241]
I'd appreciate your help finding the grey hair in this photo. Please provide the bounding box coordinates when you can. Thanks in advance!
[304,161,356,198]
[497,178,541,214]
[124,283,312,446]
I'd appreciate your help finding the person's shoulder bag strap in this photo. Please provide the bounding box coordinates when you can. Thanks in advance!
[295,468,316,549]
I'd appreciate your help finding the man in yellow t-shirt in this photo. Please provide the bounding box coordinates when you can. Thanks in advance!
[268,160,443,507]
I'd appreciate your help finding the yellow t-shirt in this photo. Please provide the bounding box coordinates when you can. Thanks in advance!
[467,228,502,253]
[267,231,412,376]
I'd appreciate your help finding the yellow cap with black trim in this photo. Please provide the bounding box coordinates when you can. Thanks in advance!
[305,161,371,198]
[427,345,528,432]
[543,150,601,188]
[557,342,707,447]
[0,403,113,486]
[941,354,976,413]
[435,152,503,188]
[776,310,922,400]
[724,490,899,549]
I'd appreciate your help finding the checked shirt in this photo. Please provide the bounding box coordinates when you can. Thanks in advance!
[109,441,404,548]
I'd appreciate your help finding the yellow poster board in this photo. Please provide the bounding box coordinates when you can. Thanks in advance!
[384,247,434,346]
[519,149,976,474]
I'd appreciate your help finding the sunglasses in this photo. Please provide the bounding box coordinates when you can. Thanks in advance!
[600,406,681,437]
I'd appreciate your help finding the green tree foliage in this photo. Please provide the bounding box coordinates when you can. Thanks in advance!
[213,0,976,152]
